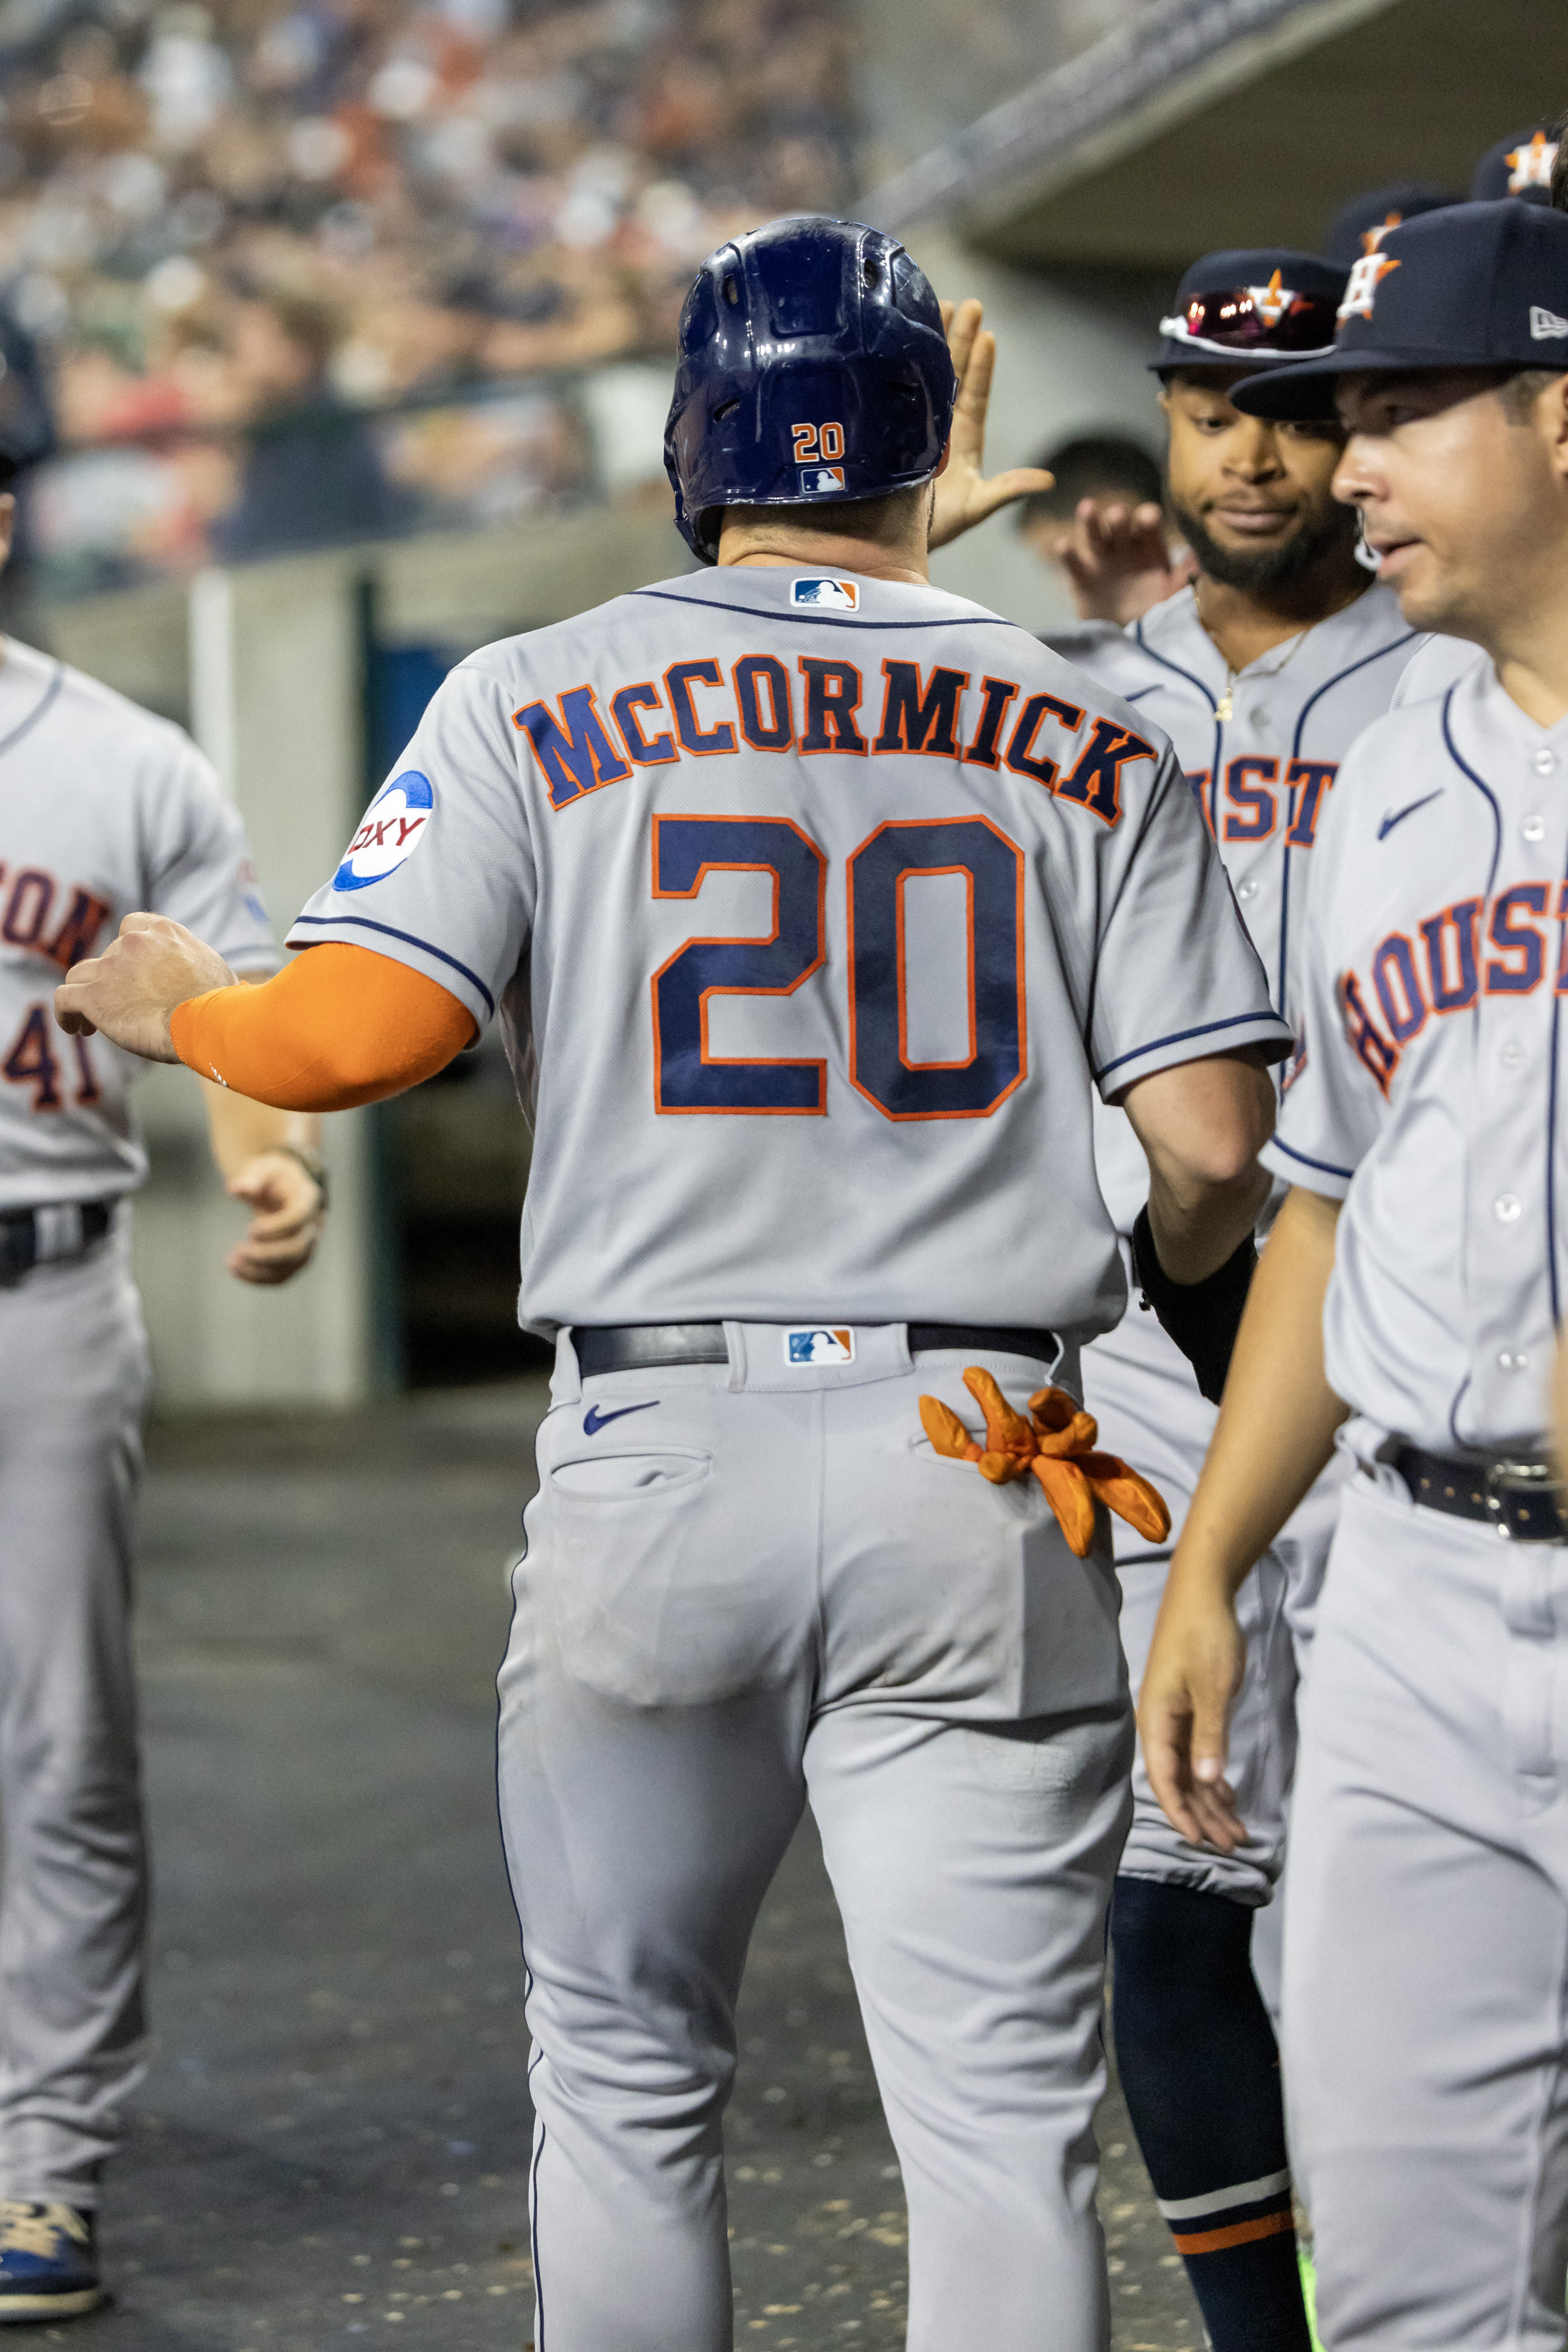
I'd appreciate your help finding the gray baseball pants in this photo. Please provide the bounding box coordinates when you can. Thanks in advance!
[0,1220,149,2208]
[1284,1467,1568,2349]
[498,1325,1134,2352]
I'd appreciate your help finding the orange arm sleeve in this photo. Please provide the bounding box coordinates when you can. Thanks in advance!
[169,942,480,1111]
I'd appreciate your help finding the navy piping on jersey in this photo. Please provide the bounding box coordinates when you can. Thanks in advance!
[1267,1132,1354,1184]
[0,660,63,765]
[290,912,497,1015]
[1275,627,1420,1017]
[1132,614,1224,836]
[1550,831,1568,1331]
[633,587,1019,634]
[1094,1007,1287,1085]
[1438,687,1510,1441]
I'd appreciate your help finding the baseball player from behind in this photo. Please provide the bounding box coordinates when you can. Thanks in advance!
[54,217,1292,2352]
[1043,247,1424,2352]
[0,504,325,2314]
[1141,197,1568,2349]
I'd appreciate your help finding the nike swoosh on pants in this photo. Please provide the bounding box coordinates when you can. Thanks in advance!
[582,1401,661,1436]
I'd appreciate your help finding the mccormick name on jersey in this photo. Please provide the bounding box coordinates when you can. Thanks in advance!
[513,657,1154,830]
[1336,879,1568,1096]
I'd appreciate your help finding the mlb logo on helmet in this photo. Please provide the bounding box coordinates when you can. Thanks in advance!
[798,464,847,494]
[791,576,859,612]
[333,769,433,892]
[785,1328,856,1365]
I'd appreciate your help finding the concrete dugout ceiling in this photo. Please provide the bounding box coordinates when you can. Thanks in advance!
[867,0,1560,270]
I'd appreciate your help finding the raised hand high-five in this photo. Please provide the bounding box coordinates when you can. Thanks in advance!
[927,299,1055,551]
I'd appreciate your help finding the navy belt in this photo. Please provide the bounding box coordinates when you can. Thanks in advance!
[1389,1442,1567,1544]
[574,1321,1060,1379]
[0,1198,114,1282]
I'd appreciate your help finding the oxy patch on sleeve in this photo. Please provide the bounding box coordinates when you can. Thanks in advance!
[333,770,434,892]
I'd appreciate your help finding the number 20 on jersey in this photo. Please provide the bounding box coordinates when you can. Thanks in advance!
[651,812,1026,1121]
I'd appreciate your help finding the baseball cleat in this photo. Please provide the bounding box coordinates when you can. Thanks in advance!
[0,2202,104,2321]
[1298,2242,1323,2352]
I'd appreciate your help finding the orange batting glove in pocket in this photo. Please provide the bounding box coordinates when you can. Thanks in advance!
[919,1367,1170,1559]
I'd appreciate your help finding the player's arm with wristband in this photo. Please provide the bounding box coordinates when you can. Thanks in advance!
[1137,1183,1348,1854]
[1137,793,1378,1855]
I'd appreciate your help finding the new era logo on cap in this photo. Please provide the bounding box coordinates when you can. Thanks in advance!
[791,576,859,611]
[1531,304,1568,339]
[785,1327,855,1365]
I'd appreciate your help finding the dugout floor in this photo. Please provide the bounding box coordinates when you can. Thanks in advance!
[54,1381,1203,2351]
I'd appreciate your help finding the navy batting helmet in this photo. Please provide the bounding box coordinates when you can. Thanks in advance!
[664,216,957,564]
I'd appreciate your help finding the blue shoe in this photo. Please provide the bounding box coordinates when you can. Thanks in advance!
[0,2202,103,2322]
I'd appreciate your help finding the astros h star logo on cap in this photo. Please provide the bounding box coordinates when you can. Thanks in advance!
[1508,132,1558,192]
[1339,250,1401,323]
[1247,268,1293,325]
[1362,212,1405,255]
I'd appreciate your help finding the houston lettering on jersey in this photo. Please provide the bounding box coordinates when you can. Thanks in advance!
[1336,880,1568,1095]
[514,659,1156,831]
[0,865,113,971]
[1181,758,1339,847]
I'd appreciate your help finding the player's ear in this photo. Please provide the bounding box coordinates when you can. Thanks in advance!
[933,436,952,479]
[1543,372,1568,490]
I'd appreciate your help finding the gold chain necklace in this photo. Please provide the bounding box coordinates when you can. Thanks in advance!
[1195,578,1359,722]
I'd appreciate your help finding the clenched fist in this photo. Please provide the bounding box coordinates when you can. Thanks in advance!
[54,911,235,1064]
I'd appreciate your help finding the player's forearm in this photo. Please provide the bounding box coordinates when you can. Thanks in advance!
[171,943,476,1111]
[1166,1184,1348,1605]
[1143,1154,1271,1284]
[202,1084,322,1182]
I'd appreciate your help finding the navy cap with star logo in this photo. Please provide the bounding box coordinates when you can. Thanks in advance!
[1322,182,1460,269]
[1233,199,1568,421]
[1151,248,1348,374]
[1471,127,1559,205]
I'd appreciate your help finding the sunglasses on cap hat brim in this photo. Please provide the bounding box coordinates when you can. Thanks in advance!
[1156,285,1343,364]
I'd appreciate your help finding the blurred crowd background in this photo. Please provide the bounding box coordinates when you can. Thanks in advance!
[0,0,866,591]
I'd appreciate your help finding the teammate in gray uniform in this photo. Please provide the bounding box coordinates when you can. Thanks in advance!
[52,217,1294,2352]
[0,473,325,2318]
[1141,197,1568,2349]
[1043,246,1424,2352]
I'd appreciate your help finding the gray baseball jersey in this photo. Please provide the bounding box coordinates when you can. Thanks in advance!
[289,566,1291,1341]
[1262,667,1568,2350]
[1051,581,1422,1232]
[0,635,276,2213]
[0,639,276,1211]
[1051,581,1424,1908]
[1264,659,1568,1449]
[1390,629,1486,709]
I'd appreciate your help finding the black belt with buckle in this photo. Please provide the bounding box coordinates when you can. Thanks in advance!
[1389,1442,1567,1544]
[574,1321,1061,1379]
[0,1198,114,1282]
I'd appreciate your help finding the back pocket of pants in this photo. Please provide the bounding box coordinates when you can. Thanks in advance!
[549,1448,710,1499]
